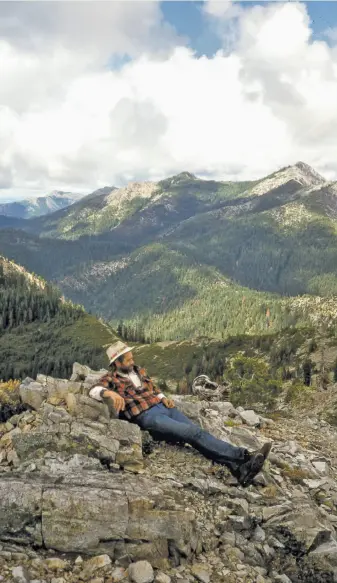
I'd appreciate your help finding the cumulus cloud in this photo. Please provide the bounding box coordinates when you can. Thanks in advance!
[1,0,337,199]
[0,1,179,57]
[324,27,337,44]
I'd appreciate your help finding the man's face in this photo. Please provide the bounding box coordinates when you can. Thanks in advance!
[116,351,134,372]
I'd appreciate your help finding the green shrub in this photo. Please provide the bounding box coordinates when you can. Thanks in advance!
[285,379,314,404]
[226,356,282,411]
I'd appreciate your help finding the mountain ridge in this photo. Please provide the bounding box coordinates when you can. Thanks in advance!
[1,161,337,343]
[0,190,85,219]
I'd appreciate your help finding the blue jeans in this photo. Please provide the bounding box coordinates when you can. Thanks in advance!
[135,403,247,466]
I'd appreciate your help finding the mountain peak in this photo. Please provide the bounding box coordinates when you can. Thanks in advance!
[293,161,326,184]
[246,161,325,198]
[159,171,197,190]
[171,171,197,183]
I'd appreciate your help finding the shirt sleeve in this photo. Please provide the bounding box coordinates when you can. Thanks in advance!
[89,386,106,401]
[88,373,114,401]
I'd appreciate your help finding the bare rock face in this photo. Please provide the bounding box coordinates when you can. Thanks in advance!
[4,363,337,582]
[19,381,48,411]
[0,472,196,564]
[0,365,196,569]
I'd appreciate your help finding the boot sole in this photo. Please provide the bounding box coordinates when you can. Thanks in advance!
[238,453,265,487]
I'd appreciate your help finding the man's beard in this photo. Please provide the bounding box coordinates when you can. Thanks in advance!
[120,364,134,374]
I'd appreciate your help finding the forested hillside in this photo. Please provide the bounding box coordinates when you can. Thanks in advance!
[0,162,337,343]
[0,256,117,381]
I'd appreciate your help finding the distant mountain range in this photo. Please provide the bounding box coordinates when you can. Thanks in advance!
[0,161,337,342]
[0,190,86,219]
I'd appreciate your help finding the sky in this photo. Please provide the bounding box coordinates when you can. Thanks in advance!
[1,1,337,201]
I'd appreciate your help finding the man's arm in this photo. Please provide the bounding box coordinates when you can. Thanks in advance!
[89,373,112,402]
[89,374,125,412]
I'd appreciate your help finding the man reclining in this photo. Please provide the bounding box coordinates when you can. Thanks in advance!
[89,342,272,487]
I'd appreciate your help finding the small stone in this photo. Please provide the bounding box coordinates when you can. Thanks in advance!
[262,504,291,522]
[155,573,171,583]
[191,564,211,583]
[12,553,29,561]
[8,414,20,426]
[111,567,127,582]
[83,554,111,571]
[7,449,20,466]
[238,410,260,426]
[312,461,327,474]
[11,566,31,583]
[228,515,251,530]
[75,556,83,564]
[44,558,68,571]
[252,526,266,543]
[263,544,275,559]
[274,575,292,583]
[22,413,35,424]
[128,560,154,583]
[304,478,328,489]
[220,532,236,546]
[228,498,249,515]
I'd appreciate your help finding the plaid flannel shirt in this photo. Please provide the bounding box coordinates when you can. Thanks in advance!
[94,365,162,420]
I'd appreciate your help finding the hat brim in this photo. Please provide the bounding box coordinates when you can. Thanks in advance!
[109,346,134,364]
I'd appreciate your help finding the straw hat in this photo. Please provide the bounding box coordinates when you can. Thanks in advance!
[106,341,134,364]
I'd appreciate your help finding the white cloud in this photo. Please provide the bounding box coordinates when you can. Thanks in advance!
[0,1,179,57]
[324,27,337,44]
[1,1,337,199]
[203,0,243,20]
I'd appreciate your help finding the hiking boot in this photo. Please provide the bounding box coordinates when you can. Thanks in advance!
[235,442,272,488]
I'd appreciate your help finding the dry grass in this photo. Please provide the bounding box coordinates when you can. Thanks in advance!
[263,484,278,498]
[223,419,242,427]
[281,464,310,484]
[0,380,21,405]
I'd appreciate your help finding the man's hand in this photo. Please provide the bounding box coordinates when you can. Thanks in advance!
[162,397,175,409]
[104,390,125,413]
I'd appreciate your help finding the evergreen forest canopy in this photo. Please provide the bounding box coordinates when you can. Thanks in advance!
[0,256,116,381]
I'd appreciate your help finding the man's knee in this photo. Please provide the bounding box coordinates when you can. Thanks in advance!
[187,425,203,441]
[139,415,161,432]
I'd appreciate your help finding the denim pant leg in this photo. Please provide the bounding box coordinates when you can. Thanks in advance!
[167,406,199,426]
[135,405,246,465]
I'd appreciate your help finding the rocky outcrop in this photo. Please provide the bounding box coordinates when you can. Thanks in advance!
[0,366,196,575]
[3,364,337,582]
[0,473,195,566]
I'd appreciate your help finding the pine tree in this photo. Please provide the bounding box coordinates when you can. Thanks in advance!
[333,359,337,383]
[303,360,312,386]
